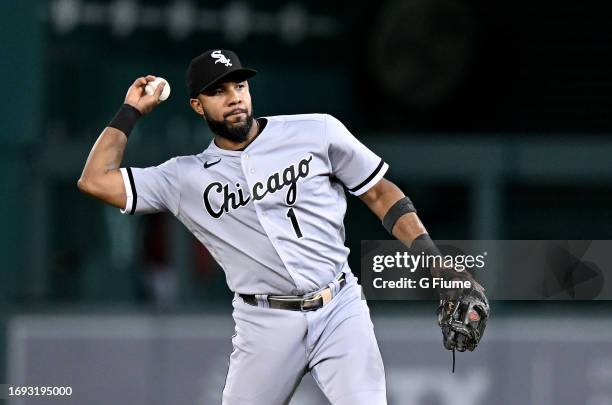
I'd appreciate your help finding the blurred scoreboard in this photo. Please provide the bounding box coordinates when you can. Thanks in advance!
[41,0,354,139]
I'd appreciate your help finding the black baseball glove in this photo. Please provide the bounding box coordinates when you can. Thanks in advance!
[436,280,490,353]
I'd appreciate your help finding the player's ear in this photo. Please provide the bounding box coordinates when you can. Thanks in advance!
[189,98,204,116]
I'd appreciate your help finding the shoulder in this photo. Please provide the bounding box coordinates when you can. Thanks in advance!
[264,113,330,125]
[263,114,345,138]
[265,113,348,129]
[160,153,206,173]
[160,155,191,168]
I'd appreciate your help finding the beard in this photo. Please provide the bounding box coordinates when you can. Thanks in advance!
[203,108,254,143]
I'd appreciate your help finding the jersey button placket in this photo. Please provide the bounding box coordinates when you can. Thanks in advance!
[241,153,302,292]
[242,154,255,174]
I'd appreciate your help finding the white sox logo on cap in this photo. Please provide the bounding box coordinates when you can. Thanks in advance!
[211,50,232,67]
[187,49,256,97]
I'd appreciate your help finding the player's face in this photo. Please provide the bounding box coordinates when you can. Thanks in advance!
[190,80,254,143]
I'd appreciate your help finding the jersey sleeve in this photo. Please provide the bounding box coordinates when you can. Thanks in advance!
[325,114,389,196]
[119,157,181,216]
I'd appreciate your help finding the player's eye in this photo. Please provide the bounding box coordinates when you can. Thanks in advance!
[214,88,224,95]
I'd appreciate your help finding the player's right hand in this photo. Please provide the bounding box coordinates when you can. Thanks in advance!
[124,75,165,115]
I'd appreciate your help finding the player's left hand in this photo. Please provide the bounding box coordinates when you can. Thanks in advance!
[436,283,490,352]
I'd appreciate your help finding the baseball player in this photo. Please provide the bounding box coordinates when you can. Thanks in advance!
[77,49,489,404]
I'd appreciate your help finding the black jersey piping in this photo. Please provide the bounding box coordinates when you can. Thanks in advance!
[348,158,385,193]
[126,167,137,215]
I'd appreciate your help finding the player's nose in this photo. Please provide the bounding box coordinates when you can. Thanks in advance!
[227,88,243,106]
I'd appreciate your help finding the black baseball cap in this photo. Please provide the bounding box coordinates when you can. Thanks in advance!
[186,49,257,98]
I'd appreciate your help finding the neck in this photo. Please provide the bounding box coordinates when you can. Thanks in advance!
[214,118,259,151]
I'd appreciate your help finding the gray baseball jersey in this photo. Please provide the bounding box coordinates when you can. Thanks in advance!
[120,113,389,404]
[119,113,388,295]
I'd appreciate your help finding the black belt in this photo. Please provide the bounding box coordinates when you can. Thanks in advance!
[239,272,347,312]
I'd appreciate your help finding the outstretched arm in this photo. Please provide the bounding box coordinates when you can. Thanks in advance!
[359,177,482,286]
[360,177,490,355]
[77,75,165,208]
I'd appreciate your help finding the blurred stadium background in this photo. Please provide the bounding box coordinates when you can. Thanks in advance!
[1,1,612,404]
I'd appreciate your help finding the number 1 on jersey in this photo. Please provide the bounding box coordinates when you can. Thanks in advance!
[286,207,303,238]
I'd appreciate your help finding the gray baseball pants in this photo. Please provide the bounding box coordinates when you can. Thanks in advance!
[222,270,387,404]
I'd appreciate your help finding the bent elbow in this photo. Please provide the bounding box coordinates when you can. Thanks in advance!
[77,176,98,196]
[77,177,89,193]
[76,174,124,209]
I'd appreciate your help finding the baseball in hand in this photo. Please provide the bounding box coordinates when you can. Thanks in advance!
[145,77,171,101]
